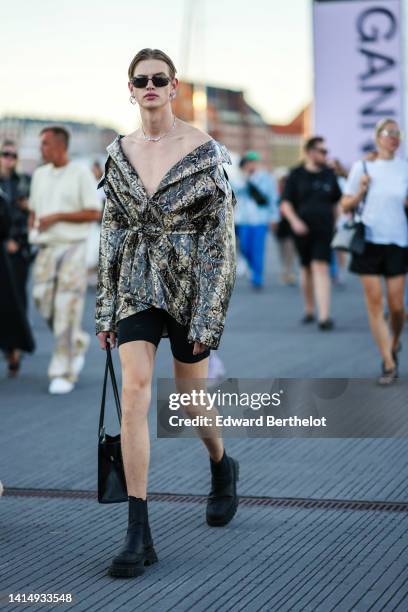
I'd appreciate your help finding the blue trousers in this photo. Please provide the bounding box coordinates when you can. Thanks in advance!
[236,224,268,287]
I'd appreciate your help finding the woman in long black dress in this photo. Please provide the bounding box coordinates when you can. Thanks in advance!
[0,141,34,374]
[0,187,35,374]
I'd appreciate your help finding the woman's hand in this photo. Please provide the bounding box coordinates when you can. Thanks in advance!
[97,331,117,350]
[6,239,19,254]
[291,217,309,236]
[358,173,370,197]
[193,341,209,355]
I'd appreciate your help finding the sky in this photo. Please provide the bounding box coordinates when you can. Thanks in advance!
[1,0,313,133]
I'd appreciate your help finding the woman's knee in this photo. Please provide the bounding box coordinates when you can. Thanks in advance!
[388,302,405,318]
[387,290,405,315]
[365,292,384,316]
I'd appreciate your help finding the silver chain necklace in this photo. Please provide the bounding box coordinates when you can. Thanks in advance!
[142,115,176,142]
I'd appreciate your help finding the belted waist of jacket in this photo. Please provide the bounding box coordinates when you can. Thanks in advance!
[126,225,198,237]
[95,134,237,350]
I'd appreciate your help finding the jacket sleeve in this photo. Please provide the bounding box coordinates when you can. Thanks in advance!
[95,181,128,335]
[188,165,237,349]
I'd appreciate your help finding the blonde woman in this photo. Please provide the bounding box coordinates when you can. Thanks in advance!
[95,48,238,578]
[341,119,408,385]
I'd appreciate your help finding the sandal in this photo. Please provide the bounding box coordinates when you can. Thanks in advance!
[377,362,398,386]
[301,314,315,324]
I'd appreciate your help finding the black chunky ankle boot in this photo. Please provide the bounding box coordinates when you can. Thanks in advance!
[108,496,158,578]
[206,450,239,527]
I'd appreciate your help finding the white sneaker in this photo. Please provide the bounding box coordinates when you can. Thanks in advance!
[236,255,250,278]
[49,378,74,395]
[72,354,86,377]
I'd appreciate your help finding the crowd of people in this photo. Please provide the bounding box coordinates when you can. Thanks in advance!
[0,128,102,392]
[232,118,408,384]
[1,117,408,389]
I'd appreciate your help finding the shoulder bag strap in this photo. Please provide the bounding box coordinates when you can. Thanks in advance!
[356,159,370,218]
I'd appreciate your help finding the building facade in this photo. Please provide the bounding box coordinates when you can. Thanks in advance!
[173,81,311,172]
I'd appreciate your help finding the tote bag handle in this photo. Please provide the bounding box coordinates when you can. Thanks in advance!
[98,342,122,435]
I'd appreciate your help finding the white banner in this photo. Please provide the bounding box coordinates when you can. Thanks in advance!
[313,0,404,167]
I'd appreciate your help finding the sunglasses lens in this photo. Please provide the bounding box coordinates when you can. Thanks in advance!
[1,152,17,159]
[132,77,148,88]
[152,76,170,87]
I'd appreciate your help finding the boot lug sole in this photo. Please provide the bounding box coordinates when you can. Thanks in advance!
[107,547,158,577]
[206,497,239,526]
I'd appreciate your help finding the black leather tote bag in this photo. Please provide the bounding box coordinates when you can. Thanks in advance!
[97,343,128,503]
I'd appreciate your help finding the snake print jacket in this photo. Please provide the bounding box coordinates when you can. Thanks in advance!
[95,135,237,350]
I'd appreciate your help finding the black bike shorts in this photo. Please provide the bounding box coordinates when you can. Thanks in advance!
[117,306,211,363]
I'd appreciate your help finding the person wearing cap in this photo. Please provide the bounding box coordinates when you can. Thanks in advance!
[232,150,279,289]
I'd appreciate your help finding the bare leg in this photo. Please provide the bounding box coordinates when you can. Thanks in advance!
[360,275,395,369]
[300,265,314,315]
[279,238,296,284]
[311,260,331,322]
[337,251,347,273]
[118,340,157,499]
[173,355,224,462]
[385,275,406,353]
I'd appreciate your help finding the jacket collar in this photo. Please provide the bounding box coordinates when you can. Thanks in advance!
[104,134,231,197]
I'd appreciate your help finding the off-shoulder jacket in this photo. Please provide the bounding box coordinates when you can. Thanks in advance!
[95,135,237,350]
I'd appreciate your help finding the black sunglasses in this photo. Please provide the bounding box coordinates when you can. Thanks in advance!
[1,151,17,159]
[314,147,328,155]
[131,74,171,88]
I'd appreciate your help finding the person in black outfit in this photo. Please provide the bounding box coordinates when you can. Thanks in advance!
[0,140,33,374]
[280,137,342,329]
[0,187,35,371]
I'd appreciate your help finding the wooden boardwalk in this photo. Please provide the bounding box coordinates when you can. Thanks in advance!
[2,236,408,611]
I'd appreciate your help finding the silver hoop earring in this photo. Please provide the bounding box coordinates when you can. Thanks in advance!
[129,95,137,105]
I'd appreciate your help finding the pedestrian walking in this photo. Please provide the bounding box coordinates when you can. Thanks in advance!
[328,158,349,287]
[280,137,342,329]
[232,151,279,290]
[272,172,297,286]
[95,48,239,578]
[0,188,35,371]
[341,118,408,385]
[28,126,102,394]
[0,140,33,375]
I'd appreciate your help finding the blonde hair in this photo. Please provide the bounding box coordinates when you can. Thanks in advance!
[375,118,398,142]
[128,48,177,81]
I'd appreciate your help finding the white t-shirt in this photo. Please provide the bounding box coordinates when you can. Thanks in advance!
[344,158,408,247]
[29,161,102,245]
